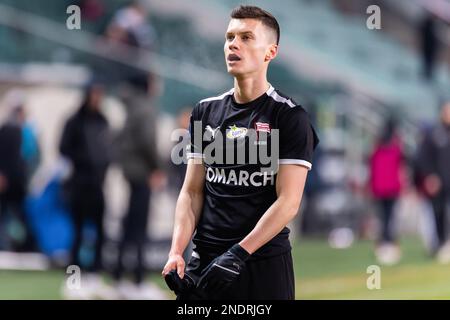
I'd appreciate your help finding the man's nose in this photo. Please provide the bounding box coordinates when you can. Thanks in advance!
[228,38,239,50]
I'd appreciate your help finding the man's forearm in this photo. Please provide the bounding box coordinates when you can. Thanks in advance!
[239,195,301,254]
[169,190,203,255]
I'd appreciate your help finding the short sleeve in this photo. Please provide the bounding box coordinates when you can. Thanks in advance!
[186,103,204,160]
[278,106,319,170]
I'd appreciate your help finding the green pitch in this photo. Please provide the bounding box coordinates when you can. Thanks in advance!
[0,237,449,299]
[292,237,450,299]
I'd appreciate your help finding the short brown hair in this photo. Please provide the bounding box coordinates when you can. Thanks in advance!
[230,5,280,45]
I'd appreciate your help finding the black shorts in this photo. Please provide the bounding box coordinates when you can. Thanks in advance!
[178,248,295,300]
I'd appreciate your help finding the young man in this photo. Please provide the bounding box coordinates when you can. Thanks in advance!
[162,5,318,299]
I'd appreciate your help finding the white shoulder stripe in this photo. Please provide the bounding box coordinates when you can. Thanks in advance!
[268,90,296,108]
[200,88,234,103]
[266,86,275,96]
[279,159,312,170]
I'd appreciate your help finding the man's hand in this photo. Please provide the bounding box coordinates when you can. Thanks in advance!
[197,244,250,294]
[162,254,198,296]
[162,253,185,278]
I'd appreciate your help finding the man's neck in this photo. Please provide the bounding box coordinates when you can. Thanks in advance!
[233,76,270,104]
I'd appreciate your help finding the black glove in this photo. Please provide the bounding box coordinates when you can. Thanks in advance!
[164,270,195,295]
[197,244,250,294]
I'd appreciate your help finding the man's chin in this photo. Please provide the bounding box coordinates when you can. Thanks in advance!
[227,68,244,77]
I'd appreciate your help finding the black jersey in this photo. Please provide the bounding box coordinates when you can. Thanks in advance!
[187,85,319,258]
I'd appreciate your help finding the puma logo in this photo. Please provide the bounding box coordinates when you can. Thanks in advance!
[205,125,220,139]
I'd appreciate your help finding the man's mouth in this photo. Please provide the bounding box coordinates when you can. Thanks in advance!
[227,53,241,62]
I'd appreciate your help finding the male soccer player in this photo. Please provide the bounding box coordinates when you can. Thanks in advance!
[162,5,318,299]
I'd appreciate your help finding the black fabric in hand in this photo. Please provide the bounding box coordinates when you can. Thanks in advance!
[197,244,250,294]
[164,270,195,295]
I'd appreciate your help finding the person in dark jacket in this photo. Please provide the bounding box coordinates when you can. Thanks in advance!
[0,107,30,251]
[112,82,166,299]
[60,82,112,273]
[416,101,450,262]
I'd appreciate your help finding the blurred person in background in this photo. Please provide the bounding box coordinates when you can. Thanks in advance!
[15,105,41,188]
[101,1,159,103]
[415,101,450,263]
[112,79,166,299]
[369,117,405,265]
[296,102,324,237]
[1,90,41,185]
[59,81,112,298]
[76,0,105,23]
[107,0,157,50]
[0,91,36,252]
[420,13,439,81]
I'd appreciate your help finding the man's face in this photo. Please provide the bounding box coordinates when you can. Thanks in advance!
[224,18,277,77]
[89,85,104,111]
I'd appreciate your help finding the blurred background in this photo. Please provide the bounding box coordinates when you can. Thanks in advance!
[0,0,450,299]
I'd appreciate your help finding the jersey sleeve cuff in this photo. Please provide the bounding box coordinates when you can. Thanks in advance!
[187,153,204,159]
[278,159,312,170]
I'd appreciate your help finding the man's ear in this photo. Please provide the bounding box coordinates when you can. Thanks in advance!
[264,44,278,62]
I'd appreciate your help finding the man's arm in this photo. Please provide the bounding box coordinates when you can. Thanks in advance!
[162,158,205,278]
[239,164,308,254]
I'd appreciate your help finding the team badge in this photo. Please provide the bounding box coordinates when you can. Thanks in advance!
[226,124,247,139]
[254,122,271,133]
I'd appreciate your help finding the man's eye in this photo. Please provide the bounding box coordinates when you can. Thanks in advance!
[242,35,251,41]
[227,35,234,41]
